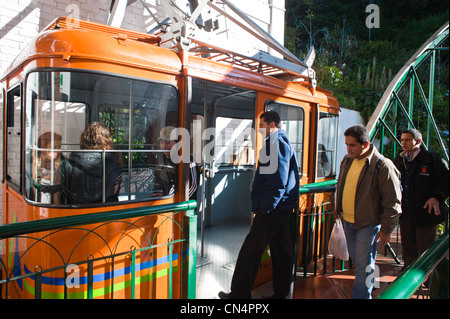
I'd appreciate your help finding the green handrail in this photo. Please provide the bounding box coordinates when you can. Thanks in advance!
[378,230,449,299]
[299,179,337,194]
[0,200,198,299]
[0,200,197,239]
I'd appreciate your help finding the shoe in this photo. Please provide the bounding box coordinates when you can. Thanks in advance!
[218,291,230,299]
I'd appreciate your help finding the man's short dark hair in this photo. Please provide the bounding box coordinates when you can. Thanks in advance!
[260,111,282,129]
[344,124,370,145]
[401,128,422,141]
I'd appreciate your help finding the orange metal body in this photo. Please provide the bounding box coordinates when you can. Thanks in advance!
[1,17,339,298]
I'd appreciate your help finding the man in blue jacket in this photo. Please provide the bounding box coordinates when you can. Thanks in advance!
[219,110,299,299]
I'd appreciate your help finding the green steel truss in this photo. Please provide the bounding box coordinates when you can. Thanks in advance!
[366,23,449,299]
[367,22,449,161]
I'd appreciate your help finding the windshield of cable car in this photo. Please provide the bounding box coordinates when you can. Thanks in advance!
[24,71,178,206]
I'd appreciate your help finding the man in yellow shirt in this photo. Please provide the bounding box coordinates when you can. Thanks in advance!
[342,157,366,223]
[335,125,402,299]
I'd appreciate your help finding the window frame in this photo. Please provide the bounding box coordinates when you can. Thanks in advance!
[1,88,4,184]
[316,112,339,179]
[5,83,23,193]
[214,116,254,166]
[265,100,305,174]
[23,68,180,207]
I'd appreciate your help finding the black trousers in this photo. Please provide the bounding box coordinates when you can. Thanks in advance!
[229,208,294,299]
[399,218,438,269]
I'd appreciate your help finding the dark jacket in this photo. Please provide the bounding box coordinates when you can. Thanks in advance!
[251,129,299,214]
[153,154,200,200]
[335,144,402,234]
[61,151,122,204]
[394,146,449,226]
[153,153,177,196]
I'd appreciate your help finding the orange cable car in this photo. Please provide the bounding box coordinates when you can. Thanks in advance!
[1,17,339,299]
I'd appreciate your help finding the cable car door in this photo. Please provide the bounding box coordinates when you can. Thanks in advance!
[190,79,256,297]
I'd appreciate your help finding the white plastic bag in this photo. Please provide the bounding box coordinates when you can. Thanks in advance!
[328,219,349,261]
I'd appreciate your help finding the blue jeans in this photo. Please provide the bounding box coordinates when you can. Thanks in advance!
[342,220,380,299]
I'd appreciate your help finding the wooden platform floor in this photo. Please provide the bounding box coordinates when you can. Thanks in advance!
[252,230,410,299]
[290,229,411,299]
[197,220,429,299]
[291,255,403,299]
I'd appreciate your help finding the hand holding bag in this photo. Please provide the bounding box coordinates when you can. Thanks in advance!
[328,219,349,261]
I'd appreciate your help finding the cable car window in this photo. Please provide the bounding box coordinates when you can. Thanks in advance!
[215,117,254,166]
[6,85,22,191]
[0,90,3,183]
[317,113,338,179]
[266,101,304,174]
[25,71,178,205]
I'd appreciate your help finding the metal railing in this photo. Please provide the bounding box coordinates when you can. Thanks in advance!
[297,181,449,299]
[0,200,197,299]
[295,180,404,278]
[378,230,449,299]
[295,180,353,278]
[364,23,449,299]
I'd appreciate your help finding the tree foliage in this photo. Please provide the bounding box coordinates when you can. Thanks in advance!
[285,0,449,134]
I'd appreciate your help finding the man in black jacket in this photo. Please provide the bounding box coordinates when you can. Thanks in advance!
[394,128,449,269]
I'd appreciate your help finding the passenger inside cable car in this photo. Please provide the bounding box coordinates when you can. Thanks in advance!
[152,126,177,197]
[33,132,63,204]
[317,143,332,178]
[152,126,200,200]
[60,122,122,204]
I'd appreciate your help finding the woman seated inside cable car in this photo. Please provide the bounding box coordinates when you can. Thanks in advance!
[60,122,122,204]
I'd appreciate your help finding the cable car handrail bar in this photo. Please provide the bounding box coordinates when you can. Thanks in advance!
[299,180,337,194]
[44,16,162,44]
[0,200,198,240]
[27,146,168,153]
[378,230,449,299]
